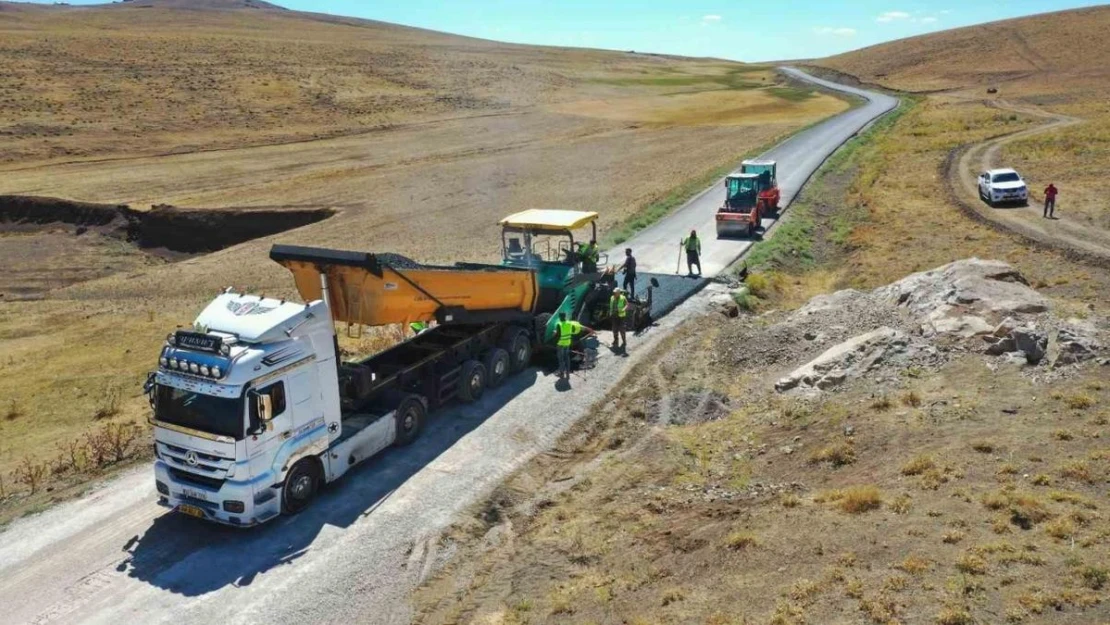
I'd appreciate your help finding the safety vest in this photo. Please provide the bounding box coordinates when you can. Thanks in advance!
[610,294,628,318]
[410,321,427,333]
[556,320,581,347]
[581,243,599,262]
[684,236,700,253]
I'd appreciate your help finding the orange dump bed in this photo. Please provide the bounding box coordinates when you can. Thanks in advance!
[270,245,538,327]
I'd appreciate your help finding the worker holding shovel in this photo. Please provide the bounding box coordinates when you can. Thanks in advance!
[681,230,702,276]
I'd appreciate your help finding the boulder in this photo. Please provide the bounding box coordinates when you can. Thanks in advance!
[1052,323,1102,366]
[985,336,1018,356]
[930,315,994,338]
[795,289,866,317]
[709,293,739,318]
[776,327,907,393]
[879,259,1049,321]
[1012,326,1048,364]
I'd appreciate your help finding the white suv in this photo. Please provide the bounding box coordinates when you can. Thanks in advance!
[978,168,1028,206]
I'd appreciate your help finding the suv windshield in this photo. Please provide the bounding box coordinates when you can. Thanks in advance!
[155,385,244,439]
[992,172,1021,183]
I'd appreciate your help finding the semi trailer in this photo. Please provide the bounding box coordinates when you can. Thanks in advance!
[145,210,654,526]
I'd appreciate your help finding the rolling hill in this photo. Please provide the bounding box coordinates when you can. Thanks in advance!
[812,4,1110,95]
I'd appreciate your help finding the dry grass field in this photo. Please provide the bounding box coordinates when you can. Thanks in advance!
[0,2,849,517]
[815,4,1110,238]
[412,7,1110,624]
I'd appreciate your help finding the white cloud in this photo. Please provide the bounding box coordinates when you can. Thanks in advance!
[813,26,857,37]
[701,14,722,22]
[876,10,911,22]
[919,16,938,23]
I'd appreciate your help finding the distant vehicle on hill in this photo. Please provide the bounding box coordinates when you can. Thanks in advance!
[978,168,1028,207]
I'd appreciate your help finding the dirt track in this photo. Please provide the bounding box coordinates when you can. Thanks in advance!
[952,101,1110,264]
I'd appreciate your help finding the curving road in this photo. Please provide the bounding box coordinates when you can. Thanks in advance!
[0,68,896,625]
[620,67,898,275]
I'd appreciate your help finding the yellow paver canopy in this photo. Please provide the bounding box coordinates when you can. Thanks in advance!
[499,209,599,231]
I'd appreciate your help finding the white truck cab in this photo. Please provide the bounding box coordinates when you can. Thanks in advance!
[149,292,404,526]
[978,167,1029,206]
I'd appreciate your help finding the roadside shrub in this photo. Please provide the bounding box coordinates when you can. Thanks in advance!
[1044,517,1076,540]
[745,272,772,298]
[942,530,965,544]
[12,457,48,495]
[889,493,912,514]
[93,385,123,420]
[870,395,893,411]
[898,555,932,575]
[936,606,974,625]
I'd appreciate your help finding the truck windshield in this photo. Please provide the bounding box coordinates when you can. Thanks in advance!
[992,172,1021,183]
[155,385,244,440]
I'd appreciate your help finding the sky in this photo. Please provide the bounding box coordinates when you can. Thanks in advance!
[23,0,1109,61]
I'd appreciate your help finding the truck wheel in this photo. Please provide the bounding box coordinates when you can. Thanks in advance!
[534,313,552,344]
[484,348,511,388]
[393,394,425,446]
[747,221,757,237]
[501,329,532,373]
[282,459,319,515]
[458,360,487,403]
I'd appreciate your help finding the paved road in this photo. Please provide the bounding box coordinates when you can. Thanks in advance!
[618,67,898,275]
[0,68,896,625]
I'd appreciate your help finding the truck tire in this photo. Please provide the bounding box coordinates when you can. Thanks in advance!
[282,459,320,515]
[500,329,532,373]
[534,313,552,345]
[393,394,425,446]
[457,360,487,403]
[484,348,511,388]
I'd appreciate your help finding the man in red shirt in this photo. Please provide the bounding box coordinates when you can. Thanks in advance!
[1043,183,1058,218]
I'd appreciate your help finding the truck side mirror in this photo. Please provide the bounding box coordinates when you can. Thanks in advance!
[144,372,157,409]
[650,278,660,288]
[247,389,274,435]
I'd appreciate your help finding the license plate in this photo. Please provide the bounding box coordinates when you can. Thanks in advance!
[177,504,207,519]
[181,487,207,501]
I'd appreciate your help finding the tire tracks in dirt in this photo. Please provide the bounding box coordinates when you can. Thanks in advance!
[945,99,1110,269]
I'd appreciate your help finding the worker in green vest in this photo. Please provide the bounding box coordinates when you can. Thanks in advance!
[579,239,600,274]
[409,321,428,335]
[609,287,628,352]
[681,229,702,276]
[555,312,591,379]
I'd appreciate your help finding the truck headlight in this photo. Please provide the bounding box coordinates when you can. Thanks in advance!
[189,363,200,374]
[200,365,211,376]
[159,357,168,367]
[212,366,222,378]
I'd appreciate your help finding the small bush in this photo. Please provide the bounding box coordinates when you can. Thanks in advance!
[1058,460,1093,483]
[93,385,122,420]
[745,272,772,298]
[936,606,974,625]
[981,491,1010,510]
[725,531,758,550]
[780,493,801,508]
[809,441,856,467]
[942,530,965,544]
[901,390,922,408]
[991,517,1013,534]
[889,493,912,514]
[1063,393,1096,410]
[901,454,936,476]
[838,486,882,514]
[1044,517,1076,540]
[12,457,48,494]
[956,553,988,575]
[1031,474,1051,486]
[1053,429,1074,441]
[870,395,893,411]
[1009,494,1052,529]
[1079,566,1109,590]
[972,442,995,453]
[898,555,932,574]
[997,463,1019,476]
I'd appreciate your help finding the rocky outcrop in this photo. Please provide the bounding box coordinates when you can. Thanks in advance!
[1052,321,1102,366]
[878,258,1050,337]
[775,327,909,393]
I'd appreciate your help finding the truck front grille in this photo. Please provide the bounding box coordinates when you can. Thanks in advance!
[169,467,226,491]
